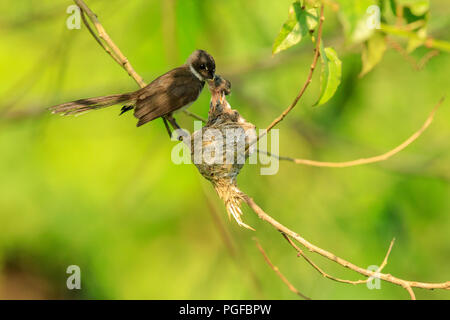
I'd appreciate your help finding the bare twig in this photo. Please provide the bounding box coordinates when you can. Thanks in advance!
[282,233,394,286]
[258,98,444,168]
[386,37,443,71]
[248,4,325,150]
[417,50,440,70]
[182,109,207,123]
[264,5,324,134]
[242,194,449,299]
[74,0,204,121]
[254,237,310,300]
[74,0,145,87]
[381,24,450,53]
[201,183,264,298]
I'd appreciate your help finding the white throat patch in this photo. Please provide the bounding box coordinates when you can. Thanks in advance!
[189,64,204,81]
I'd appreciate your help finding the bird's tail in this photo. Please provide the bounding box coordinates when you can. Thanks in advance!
[49,92,137,116]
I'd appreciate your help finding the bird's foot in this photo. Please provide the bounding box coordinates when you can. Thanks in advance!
[173,128,190,141]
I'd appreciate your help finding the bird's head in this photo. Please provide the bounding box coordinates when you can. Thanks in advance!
[207,74,231,107]
[208,75,231,96]
[187,50,216,81]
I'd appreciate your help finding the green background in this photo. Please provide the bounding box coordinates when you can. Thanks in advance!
[0,0,448,299]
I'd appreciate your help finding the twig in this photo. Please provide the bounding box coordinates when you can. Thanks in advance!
[264,5,324,134]
[74,0,145,87]
[74,0,204,121]
[258,98,444,168]
[417,50,440,70]
[386,37,420,71]
[242,194,449,299]
[381,24,450,53]
[182,109,207,123]
[201,183,264,298]
[254,237,310,300]
[282,233,394,285]
[248,4,325,150]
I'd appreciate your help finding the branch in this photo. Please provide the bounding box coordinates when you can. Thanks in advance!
[254,237,310,300]
[242,194,449,300]
[182,109,207,123]
[202,184,264,298]
[259,98,444,168]
[74,0,204,121]
[248,4,325,149]
[381,23,450,53]
[386,37,440,71]
[74,0,145,87]
[282,233,394,286]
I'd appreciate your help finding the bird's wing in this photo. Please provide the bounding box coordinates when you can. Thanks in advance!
[134,68,202,127]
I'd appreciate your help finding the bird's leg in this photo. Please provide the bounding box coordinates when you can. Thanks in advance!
[162,117,173,138]
[166,114,188,141]
[166,114,181,130]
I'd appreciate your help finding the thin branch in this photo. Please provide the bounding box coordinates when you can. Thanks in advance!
[386,37,439,71]
[242,194,449,300]
[417,49,440,70]
[404,285,416,300]
[248,4,325,150]
[254,237,310,300]
[201,183,264,298]
[265,5,325,134]
[74,0,145,87]
[73,0,204,121]
[259,98,444,168]
[381,23,450,52]
[282,233,395,285]
[182,109,207,123]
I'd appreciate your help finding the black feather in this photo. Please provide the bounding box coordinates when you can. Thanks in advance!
[120,105,134,115]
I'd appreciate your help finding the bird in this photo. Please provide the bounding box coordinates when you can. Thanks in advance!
[191,75,256,230]
[49,49,216,136]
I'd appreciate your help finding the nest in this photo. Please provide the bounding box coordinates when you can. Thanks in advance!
[189,76,256,230]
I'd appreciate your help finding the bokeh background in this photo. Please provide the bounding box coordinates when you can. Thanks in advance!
[0,0,449,299]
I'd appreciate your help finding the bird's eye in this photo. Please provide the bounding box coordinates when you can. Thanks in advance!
[200,64,206,70]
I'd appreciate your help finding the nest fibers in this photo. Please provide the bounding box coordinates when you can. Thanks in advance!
[187,76,256,230]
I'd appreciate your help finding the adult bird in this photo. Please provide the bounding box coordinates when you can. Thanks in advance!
[49,50,216,137]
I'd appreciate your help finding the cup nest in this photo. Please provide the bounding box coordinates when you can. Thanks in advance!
[189,76,256,230]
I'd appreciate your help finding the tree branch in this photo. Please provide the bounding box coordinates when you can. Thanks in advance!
[258,97,444,168]
[254,237,310,300]
[282,233,394,286]
[74,0,204,121]
[200,181,264,298]
[248,4,325,150]
[242,194,449,300]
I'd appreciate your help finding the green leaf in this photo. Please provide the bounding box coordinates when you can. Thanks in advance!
[314,46,342,106]
[272,2,318,55]
[360,32,387,77]
[388,0,397,15]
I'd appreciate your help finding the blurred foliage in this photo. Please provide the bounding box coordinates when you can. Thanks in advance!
[0,0,449,299]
